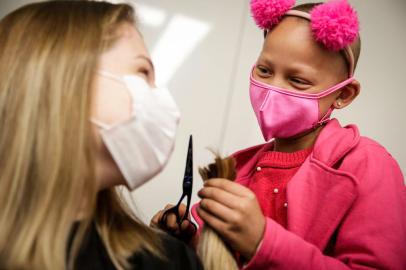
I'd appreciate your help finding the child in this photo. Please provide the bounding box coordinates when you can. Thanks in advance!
[152,0,406,269]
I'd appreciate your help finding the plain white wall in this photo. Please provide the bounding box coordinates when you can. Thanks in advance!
[1,0,405,223]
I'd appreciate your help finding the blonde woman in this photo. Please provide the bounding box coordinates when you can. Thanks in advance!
[0,1,203,269]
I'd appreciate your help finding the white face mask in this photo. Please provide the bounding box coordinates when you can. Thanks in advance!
[92,71,180,190]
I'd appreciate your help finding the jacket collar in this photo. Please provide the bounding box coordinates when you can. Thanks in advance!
[312,119,360,167]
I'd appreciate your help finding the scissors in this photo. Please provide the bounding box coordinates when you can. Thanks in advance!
[159,135,197,240]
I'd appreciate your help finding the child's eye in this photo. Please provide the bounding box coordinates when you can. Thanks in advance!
[290,77,309,85]
[256,66,272,77]
[289,77,313,90]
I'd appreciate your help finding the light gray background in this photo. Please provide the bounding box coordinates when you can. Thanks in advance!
[1,0,405,222]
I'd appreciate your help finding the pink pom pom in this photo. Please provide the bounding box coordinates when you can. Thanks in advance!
[250,0,295,29]
[311,0,360,51]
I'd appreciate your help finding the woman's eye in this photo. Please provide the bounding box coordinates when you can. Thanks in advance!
[139,68,149,77]
[138,67,155,86]
[136,68,152,82]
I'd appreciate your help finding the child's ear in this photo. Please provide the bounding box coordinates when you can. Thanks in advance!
[334,80,361,109]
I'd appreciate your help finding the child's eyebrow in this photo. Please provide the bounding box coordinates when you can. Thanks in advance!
[285,61,319,76]
[257,56,274,67]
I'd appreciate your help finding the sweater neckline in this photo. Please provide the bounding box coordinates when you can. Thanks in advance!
[257,147,313,169]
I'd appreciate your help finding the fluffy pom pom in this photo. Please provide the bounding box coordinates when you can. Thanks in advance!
[311,0,360,51]
[250,0,295,29]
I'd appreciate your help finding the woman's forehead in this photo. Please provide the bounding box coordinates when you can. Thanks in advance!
[100,23,152,72]
[113,23,149,56]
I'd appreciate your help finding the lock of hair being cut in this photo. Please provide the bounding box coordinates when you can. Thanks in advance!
[197,155,239,270]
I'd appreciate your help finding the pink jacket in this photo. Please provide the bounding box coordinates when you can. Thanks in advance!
[192,119,406,269]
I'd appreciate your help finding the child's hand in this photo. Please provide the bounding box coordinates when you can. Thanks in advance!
[197,178,265,260]
[150,204,196,240]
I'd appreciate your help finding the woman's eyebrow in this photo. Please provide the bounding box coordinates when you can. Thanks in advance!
[134,55,155,71]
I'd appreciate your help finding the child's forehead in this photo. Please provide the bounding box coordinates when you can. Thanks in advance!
[262,17,346,76]
[265,18,321,60]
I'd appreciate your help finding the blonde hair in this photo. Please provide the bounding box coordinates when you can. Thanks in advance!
[0,1,162,269]
[198,156,239,270]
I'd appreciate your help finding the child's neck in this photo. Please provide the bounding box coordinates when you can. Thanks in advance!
[273,126,324,153]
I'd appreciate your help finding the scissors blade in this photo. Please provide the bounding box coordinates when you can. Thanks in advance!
[183,135,193,190]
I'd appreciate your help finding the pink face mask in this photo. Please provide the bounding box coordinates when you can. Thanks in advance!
[250,67,354,141]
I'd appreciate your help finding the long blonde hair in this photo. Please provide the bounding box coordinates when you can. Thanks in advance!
[0,1,162,269]
[198,156,239,270]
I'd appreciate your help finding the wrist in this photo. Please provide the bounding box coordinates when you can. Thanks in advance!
[244,215,266,260]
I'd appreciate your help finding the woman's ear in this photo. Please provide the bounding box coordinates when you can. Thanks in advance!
[334,80,361,109]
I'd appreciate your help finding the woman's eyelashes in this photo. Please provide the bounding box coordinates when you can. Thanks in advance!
[138,68,149,78]
[136,66,154,84]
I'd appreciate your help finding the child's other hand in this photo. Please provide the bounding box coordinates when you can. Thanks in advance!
[197,179,265,260]
[150,204,195,238]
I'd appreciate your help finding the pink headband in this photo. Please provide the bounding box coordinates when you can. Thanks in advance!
[250,0,360,77]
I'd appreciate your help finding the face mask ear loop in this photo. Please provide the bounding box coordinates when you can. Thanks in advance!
[98,70,125,85]
[90,118,111,130]
[312,75,354,129]
[313,106,334,129]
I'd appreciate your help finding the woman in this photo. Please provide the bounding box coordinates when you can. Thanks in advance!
[0,1,202,269]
